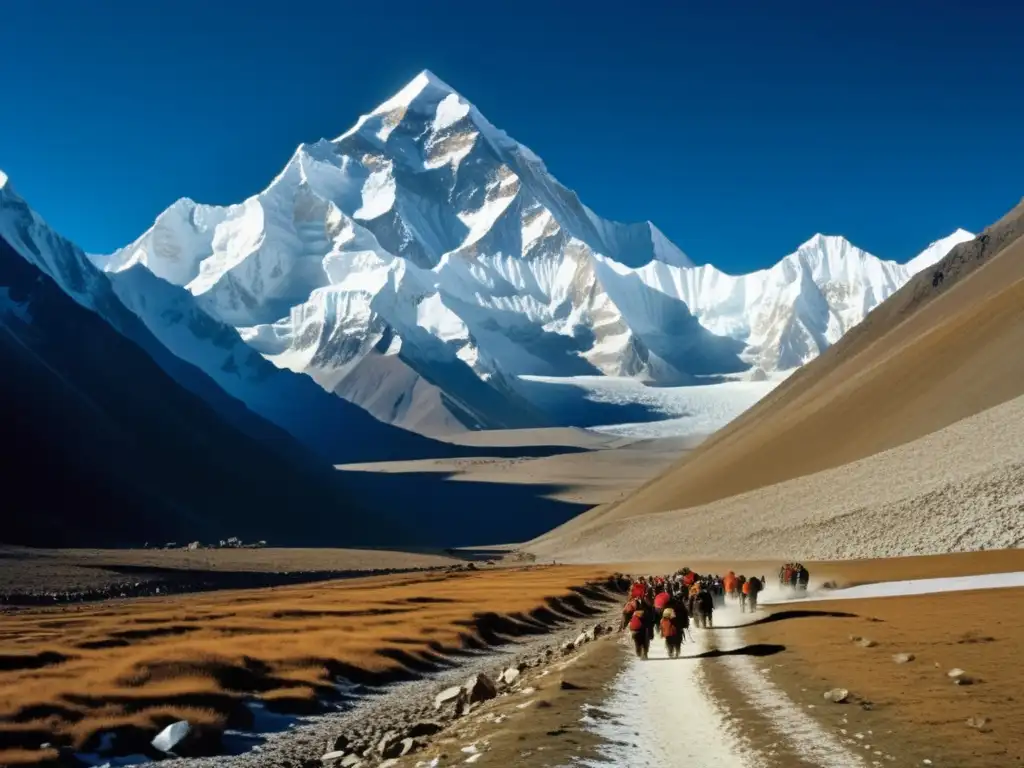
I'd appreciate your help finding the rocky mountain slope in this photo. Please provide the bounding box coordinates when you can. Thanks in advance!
[94,71,971,436]
[0,174,424,547]
[534,197,1024,549]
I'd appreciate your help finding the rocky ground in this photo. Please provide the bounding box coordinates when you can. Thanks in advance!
[530,392,1024,563]
[166,608,625,768]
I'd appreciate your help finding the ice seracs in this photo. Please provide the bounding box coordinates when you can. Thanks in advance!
[94,71,973,436]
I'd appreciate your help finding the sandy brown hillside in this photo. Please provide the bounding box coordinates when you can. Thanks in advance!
[546,200,1024,530]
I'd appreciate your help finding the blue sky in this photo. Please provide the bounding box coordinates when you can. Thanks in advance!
[4,0,1021,271]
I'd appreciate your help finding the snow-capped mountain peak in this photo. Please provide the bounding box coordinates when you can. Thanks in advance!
[904,228,975,274]
[92,73,974,436]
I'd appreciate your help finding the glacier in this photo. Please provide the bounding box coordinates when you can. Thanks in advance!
[93,71,973,439]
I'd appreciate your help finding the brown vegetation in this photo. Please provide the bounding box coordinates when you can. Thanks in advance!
[0,565,614,764]
[744,586,1024,767]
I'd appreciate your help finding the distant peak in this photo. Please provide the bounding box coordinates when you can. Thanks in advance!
[374,69,461,114]
[0,169,9,190]
[798,233,849,249]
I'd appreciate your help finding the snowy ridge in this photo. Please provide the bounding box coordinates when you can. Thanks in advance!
[0,171,450,461]
[95,70,972,435]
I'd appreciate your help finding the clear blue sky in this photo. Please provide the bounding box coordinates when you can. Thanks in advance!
[4,0,1021,271]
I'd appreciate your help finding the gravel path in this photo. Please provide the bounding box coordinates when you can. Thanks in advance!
[533,392,1024,562]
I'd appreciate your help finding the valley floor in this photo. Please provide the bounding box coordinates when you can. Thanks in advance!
[0,547,473,603]
[338,430,697,510]
[3,551,1021,768]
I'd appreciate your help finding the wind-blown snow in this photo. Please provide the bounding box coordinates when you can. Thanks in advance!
[90,71,973,435]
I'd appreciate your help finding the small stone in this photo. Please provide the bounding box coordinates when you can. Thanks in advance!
[152,721,191,753]
[560,680,583,691]
[561,640,575,655]
[857,638,877,648]
[499,667,521,686]
[824,688,850,703]
[340,756,362,768]
[948,668,967,678]
[966,716,991,732]
[892,653,915,664]
[435,685,464,710]
[463,672,498,704]
[378,731,402,757]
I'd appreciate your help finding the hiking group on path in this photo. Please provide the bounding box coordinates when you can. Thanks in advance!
[620,565,810,659]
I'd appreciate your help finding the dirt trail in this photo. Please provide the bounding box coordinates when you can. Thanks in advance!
[582,601,872,767]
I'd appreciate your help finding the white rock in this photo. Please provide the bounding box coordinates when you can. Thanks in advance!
[151,721,191,753]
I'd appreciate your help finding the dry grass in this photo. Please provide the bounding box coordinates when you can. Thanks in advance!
[744,586,1024,767]
[0,565,614,763]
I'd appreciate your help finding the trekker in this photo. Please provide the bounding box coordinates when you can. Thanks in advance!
[745,576,763,612]
[627,600,654,659]
[797,565,810,591]
[692,584,715,629]
[660,606,683,658]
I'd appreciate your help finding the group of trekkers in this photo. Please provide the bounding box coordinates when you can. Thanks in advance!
[779,563,810,591]
[619,568,766,660]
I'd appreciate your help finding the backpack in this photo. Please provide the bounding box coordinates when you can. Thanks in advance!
[660,617,677,637]
[628,610,645,632]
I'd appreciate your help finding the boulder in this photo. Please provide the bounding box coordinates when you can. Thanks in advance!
[330,734,351,753]
[857,638,877,648]
[560,640,575,656]
[892,653,915,664]
[434,685,464,711]
[573,632,589,648]
[499,667,521,686]
[152,721,191,753]
[823,688,850,703]
[339,756,362,768]
[186,541,201,551]
[398,737,420,757]
[377,731,402,757]
[560,679,583,691]
[463,672,497,704]
[320,751,346,764]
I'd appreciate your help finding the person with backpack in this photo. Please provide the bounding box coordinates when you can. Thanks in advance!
[627,599,654,659]
[745,576,763,612]
[660,606,684,658]
[692,583,715,629]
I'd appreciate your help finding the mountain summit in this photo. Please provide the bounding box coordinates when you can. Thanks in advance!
[96,72,972,436]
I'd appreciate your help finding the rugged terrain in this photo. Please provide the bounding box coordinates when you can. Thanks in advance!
[90,71,970,438]
[529,200,1024,562]
[0,566,622,766]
